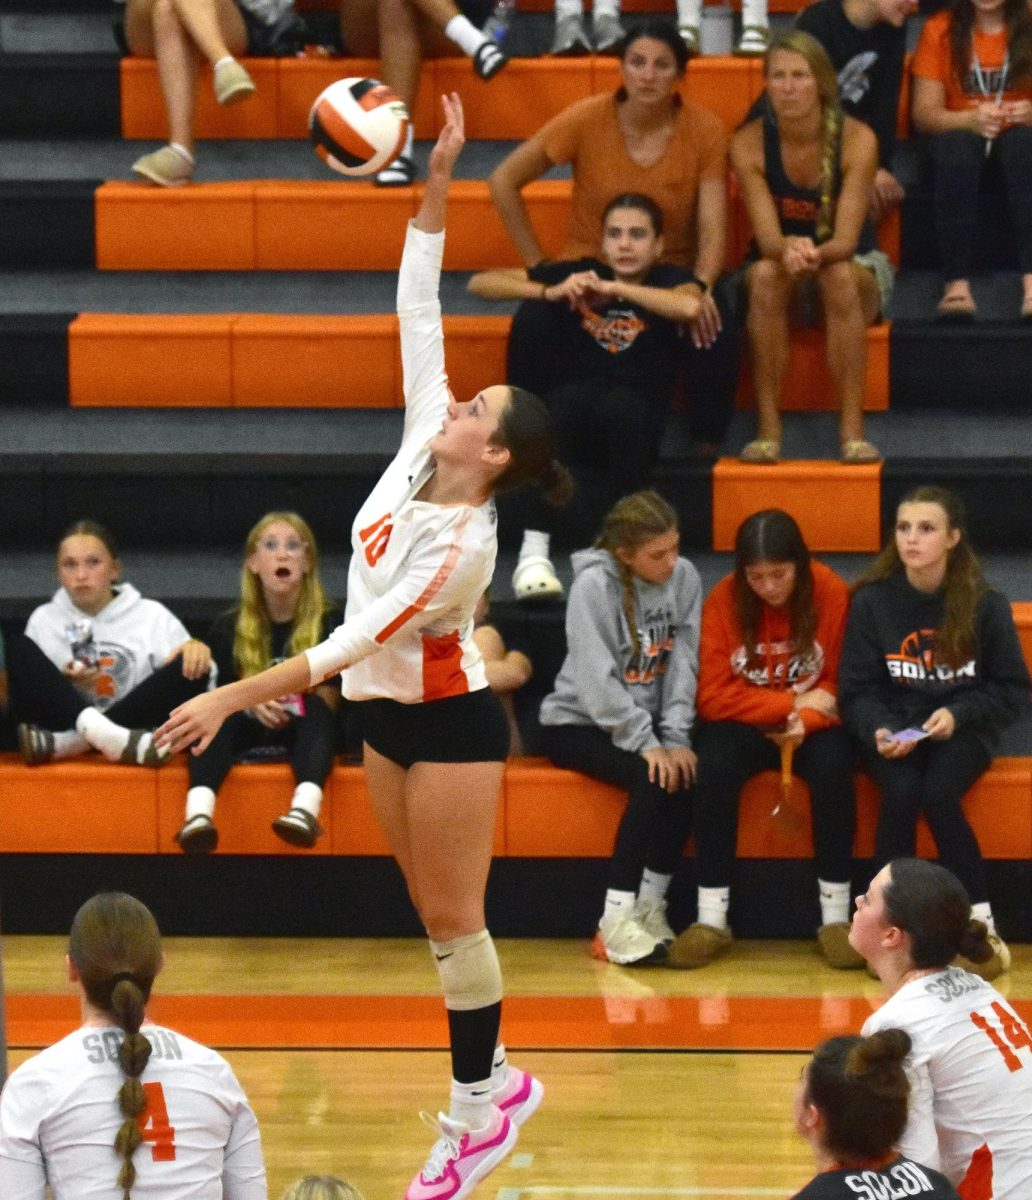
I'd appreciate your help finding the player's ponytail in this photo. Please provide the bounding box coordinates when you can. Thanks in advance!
[805,1030,911,1160]
[69,893,162,1199]
[491,386,570,500]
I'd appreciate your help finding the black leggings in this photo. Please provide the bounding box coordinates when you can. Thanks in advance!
[930,126,1032,278]
[859,729,991,905]
[5,628,206,730]
[187,693,338,792]
[692,720,856,888]
[538,723,693,892]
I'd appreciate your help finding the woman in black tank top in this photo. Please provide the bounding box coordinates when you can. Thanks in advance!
[730,31,887,466]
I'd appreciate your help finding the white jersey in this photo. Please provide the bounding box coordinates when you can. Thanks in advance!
[26,584,195,709]
[313,223,494,704]
[862,967,1032,1198]
[0,1023,267,1200]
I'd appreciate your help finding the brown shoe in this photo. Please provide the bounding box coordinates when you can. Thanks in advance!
[667,922,732,969]
[817,923,865,969]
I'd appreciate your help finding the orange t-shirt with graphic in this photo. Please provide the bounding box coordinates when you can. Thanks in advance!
[912,9,1032,111]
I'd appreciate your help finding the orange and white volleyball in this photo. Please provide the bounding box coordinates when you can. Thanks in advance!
[309,78,410,177]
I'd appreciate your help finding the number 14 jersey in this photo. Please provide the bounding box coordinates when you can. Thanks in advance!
[862,967,1032,1199]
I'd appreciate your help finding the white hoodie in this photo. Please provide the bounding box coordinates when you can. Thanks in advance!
[25,584,190,711]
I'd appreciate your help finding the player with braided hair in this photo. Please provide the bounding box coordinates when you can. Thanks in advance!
[731,30,891,466]
[0,892,266,1198]
[790,1028,960,1198]
[539,490,702,966]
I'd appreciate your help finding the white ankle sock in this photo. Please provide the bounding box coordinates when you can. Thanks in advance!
[971,901,996,936]
[676,0,702,25]
[638,870,673,906]
[444,15,489,58]
[490,1044,509,1090]
[75,708,131,761]
[290,781,323,818]
[593,0,619,16]
[697,886,730,930]
[554,0,583,19]
[185,786,216,822]
[818,880,851,927]
[604,889,637,916]
[398,125,414,161]
[449,1076,493,1129]
[213,55,235,72]
[52,730,90,759]
[519,529,551,561]
[741,0,768,25]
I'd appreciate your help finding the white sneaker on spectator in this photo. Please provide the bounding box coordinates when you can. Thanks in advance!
[551,12,592,54]
[592,10,624,51]
[594,908,667,966]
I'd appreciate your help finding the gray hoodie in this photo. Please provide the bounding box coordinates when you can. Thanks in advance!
[539,548,702,753]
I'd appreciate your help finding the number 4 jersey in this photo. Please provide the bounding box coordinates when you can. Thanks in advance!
[862,967,1032,1199]
[0,1022,266,1199]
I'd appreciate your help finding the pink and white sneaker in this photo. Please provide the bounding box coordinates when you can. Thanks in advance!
[492,1066,544,1128]
[404,1105,517,1200]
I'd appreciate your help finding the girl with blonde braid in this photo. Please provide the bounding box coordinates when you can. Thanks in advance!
[0,892,266,1199]
[539,491,702,966]
[731,30,890,465]
[175,511,342,853]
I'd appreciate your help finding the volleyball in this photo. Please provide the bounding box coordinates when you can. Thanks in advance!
[309,77,410,177]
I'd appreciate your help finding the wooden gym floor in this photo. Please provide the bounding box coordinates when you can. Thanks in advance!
[5,936,1032,1199]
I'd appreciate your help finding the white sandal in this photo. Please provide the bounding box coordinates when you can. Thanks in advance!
[512,555,563,601]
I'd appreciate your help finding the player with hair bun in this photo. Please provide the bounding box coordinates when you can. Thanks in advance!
[157,94,561,1200]
[852,858,1032,1197]
[791,1028,960,1198]
[0,892,266,1199]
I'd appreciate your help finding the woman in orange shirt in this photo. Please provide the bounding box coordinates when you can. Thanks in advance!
[668,508,860,970]
[912,0,1032,319]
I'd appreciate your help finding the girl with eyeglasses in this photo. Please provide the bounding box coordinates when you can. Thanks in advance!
[174,512,342,853]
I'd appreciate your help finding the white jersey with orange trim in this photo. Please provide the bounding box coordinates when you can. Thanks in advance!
[861,967,1032,1198]
[0,1023,267,1200]
[310,222,494,704]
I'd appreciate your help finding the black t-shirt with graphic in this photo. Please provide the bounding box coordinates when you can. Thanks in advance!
[519,258,693,404]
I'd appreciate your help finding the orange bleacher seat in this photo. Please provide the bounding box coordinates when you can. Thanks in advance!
[1014,603,1032,677]
[442,180,570,269]
[442,316,511,399]
[121,57,279,141]
[736,325,890,412]
[712,458,882,552]
[503,758,625,856]
[95,181,257,271]
[232,314,401,407]
[437,58,595,139]
[0,760,159,853]
[69,313,235,408]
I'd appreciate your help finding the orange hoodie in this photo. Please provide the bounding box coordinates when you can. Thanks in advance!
[697,559,850,733]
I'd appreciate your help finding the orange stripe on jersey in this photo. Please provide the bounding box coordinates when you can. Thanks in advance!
[422,629,470,700]
[958,1143,993,1200]
[373,511,470,645]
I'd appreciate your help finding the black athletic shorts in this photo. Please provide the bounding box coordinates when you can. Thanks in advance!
[360,688,510,767]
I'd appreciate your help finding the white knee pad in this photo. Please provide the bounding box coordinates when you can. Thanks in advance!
[429,929,503,1012]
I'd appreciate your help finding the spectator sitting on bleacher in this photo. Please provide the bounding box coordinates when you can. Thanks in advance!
[667,508,861,971]
[538,490,702,967]
[14,519,211,767]
[337,0,506,187]
[838,485,1030,981]
[489,20,728,275]
[731,31,891,465]
[745,0,915,222]
[911,0,1032,320]
[469,191,737,601]
[474,591,533,755]
[122,0,258,187]
[175,512,342,855]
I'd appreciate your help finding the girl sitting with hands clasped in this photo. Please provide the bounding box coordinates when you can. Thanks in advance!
[175,512,342,854]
